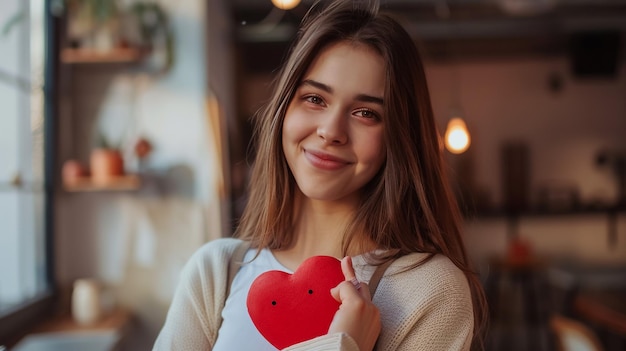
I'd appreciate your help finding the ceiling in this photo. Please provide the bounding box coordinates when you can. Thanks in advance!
[230,0,626,71]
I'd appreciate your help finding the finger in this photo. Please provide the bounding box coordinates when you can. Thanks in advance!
[331,282,372,301]
[330,280,361,302]
[341,256,357,281]
[342,256,369,296]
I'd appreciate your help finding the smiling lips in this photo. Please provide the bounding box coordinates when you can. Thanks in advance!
[304,149,351,170]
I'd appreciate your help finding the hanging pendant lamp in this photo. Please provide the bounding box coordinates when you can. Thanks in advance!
[271,0,300,10]
[444,116,471,154]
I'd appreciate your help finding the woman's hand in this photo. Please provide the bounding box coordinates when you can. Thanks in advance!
[329,256,381,351]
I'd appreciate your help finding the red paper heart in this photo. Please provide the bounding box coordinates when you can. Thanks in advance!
[247,256,344,350]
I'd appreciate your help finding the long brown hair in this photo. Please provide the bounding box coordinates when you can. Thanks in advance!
[235,0,488,348]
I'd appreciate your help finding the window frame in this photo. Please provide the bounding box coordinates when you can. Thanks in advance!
[0,0,59,345]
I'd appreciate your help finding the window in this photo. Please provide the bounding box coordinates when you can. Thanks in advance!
[0,0,53,334]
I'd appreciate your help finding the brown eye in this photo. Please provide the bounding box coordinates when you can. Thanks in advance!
[305,95,323,105]
[355,109,380,121]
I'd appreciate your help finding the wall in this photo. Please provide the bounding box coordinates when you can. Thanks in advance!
[55,0,235,349]
[238,57,626,266]
[427,58,626,207]
[424,58,626,266]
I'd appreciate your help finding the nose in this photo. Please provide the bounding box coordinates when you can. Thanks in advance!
[317,110,348,145]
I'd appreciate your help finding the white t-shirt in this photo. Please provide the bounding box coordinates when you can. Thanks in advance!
[213,248,293,351]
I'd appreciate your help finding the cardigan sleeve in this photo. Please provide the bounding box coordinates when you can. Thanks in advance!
[283,333,360,351]
[153,238,242,351]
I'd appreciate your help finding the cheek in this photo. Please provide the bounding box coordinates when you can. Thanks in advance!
[282,110,310,145]
[359,130,386,166]
[282,109,295,145]
[282,113,303,162]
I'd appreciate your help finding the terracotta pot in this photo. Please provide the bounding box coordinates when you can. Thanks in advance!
[62,159,88,185]
[90,148,124,184]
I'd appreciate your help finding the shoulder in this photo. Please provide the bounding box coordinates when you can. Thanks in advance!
[188,237,245,263]
[357,253,470,300]
[364,253,473,326]
[180,238,246,287]
[364,254,474,350]
[382,253,472,307]
[175,238,247,315]
[395,253,469,292]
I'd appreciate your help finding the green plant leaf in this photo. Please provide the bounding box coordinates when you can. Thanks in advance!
[130,2,175,73]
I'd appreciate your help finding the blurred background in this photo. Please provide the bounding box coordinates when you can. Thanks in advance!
[1,0,625,350]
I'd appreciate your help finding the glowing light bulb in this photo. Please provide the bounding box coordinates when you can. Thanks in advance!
[444,117,471,154]
[271,0,300,10]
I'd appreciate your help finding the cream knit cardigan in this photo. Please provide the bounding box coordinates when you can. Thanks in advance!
[153,238,473,351]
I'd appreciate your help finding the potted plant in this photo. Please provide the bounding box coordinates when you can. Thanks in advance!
[129,2,174,72]
[65,0,121,52]
[3,0,175,72]
[68,0,174,71]
[90,133,124,185]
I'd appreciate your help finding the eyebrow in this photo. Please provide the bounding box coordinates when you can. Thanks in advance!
[301,79,384,106]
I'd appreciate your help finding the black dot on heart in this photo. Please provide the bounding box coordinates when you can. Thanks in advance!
[308,289,313,294]
[271,300,277,305]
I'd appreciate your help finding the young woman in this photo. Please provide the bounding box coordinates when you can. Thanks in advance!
[154,1,487,350]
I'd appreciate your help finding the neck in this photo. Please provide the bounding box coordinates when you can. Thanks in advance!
[272,190,357,270]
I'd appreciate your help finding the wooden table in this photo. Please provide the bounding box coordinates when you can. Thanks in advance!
[574,289,626,337]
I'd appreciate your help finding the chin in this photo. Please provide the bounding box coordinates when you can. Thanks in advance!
[299,188,337,201]
[297,184,358,203]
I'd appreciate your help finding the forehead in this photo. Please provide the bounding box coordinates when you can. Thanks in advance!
[302,41,386,97]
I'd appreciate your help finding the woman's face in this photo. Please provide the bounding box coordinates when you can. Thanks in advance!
[282,41,386,205]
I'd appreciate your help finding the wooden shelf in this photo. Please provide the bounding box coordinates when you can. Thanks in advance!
[467,204,626,219]
[7,308,133,349]
[466,204,626,248]
[31,308,132,334]
[61,47,146,64]
[63,175,140,192]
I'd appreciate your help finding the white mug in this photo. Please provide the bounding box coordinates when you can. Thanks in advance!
[72,279,102,325]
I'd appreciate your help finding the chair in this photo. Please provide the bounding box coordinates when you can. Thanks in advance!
[550,315,604,351]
